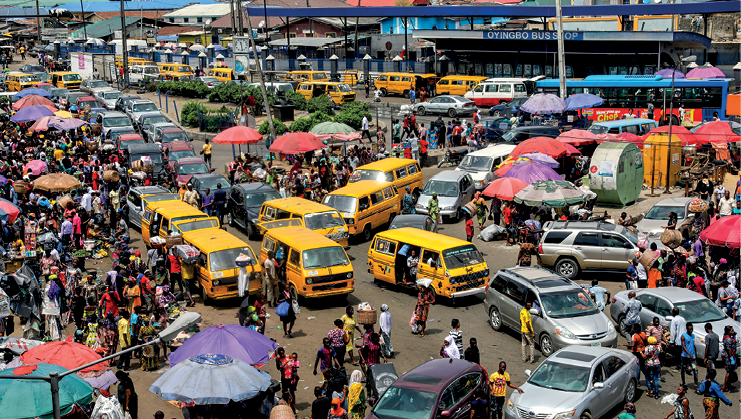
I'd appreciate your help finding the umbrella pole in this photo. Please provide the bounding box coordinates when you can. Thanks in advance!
[232,143,236,160]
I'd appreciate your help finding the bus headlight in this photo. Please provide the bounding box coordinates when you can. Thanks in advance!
[212,280,220,286]
[306,278,313,285]
[252,272,261,280]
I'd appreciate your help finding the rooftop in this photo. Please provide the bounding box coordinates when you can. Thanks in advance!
[57,0,220,13]
[162,4,232,18]
[71,16,141,39]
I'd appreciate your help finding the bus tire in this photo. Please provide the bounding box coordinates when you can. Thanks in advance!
[362,224,373,242]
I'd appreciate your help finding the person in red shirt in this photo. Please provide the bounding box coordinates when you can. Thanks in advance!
[168,252,183,294]
[419,138,429,168]
[452,125,462,147]
[99,288,120,318]
[465,213,474,242]
[91,167,100,191]
[503,202,514,246]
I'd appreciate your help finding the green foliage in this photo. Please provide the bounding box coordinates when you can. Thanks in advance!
[156,81,209,98]
[333,101,372,130]
[285,91,307,111]
[202,114,233,133]
[288,111,333,133]
[181,101,210,128]
[306,95,334,115]
[207,84,278,108]
[258,118,288,136]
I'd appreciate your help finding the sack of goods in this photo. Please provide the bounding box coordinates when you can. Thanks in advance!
[150,236,166,248]
[102,143,116,151]
[357,302,377,324]
[131,159,145,171]
[131,171,147,180]
[175,245,200,264]
[103,170,120,182]
[166,234,183,248]
[143,163,155,173]
[660,229,682,249]
[56,195,73,210]
[235,253,253,267]
[638,249,660,270]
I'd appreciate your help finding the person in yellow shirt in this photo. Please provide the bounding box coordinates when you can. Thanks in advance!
[53,148,64,162]
[201,138,212,169]
[117,310,132,370]
[489,361,524,419]
[520,301,535,363]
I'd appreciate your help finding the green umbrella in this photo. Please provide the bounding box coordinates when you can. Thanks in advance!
[309,121,355,135]
[514,179,585,207]
[0,363,94,419]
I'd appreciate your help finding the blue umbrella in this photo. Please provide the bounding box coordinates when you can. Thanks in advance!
[10,105,55,123]
[14,88,52,99]
[564,93,604,111]
[150,354,271,404]
[520,93,566,115]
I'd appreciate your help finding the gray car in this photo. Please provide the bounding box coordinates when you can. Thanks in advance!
[609,287,741,357]
[80,79,110,95]
[125,186,179,228]
[506,346,639,419]
[96,111,134,136]
[635,197,696,243]
[388,214,438,233]
[415,170,474,220]
[125,99,160,126]
[413,95,477,118]
[95,89,123,110]
[485,266,618,356]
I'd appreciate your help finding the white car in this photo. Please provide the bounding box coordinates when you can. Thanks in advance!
[94,89,123,110]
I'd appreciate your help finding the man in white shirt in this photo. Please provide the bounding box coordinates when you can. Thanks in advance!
[361,115,371,143]
[80,189,92,212]
[263,251,278,306]
[713,184,726,205]
[718,190,734,216]
[669,307,687,366]
[379,304,393,357]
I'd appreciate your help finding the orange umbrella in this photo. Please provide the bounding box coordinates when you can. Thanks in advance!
[20,341,108,374]
[12,95,57,111]
[482,177,528,201]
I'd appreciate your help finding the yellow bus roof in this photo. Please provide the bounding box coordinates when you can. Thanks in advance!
[377,227,473,249]
[379,72,437,78]
[266,227,341,250]
[439,75,488,81]
[146,200,201,215]
[266,197,340,216]
[328,180,395,196]
[355,159,417,172]
[48,71,79,75]
[182,229,250,253]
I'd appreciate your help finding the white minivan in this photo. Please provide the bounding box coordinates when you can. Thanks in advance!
[465,77,532,106]
[455,144,516,190]
[129,65,160,84]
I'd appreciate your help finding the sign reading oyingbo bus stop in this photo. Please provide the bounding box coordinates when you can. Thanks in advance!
[483,31,584,41]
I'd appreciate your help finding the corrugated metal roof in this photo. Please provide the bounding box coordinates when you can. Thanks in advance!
[0,7,49,17]
[162,4,232,18]
[57,0,219,13]
[71,16,140,39]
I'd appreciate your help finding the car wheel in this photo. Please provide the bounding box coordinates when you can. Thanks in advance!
[247,223,258,241]
[290,283,300,303]
[448,108,457,118]
[403,91,410,99]
[580,411,592,419]
[417,107,426,116]
[617,315,629,338]
[362,224,373,242]
[489,306,502,331]
[200,286,211,306]
[555,258,579,279]
[491,109,501,117]
[226,212,234,226]
[379,88,387,97]
[624,379,636,403]
[540,333,554,357]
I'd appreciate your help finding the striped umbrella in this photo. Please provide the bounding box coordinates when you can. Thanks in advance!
[520,93,566,115]
[514,180,585,207]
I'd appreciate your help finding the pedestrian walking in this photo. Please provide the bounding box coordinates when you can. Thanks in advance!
[489,361,523,419]
[263,251,278,306]
[473,193,487,229]
[643,336,662,398]
[703,323,719,373]
[348,370,366,419]
[402,186,416,214]
[364,80,370,98]
[379,304,393,357]
[361,115,371,143]
[663,385,693,419]
[276,282,296,338]
[409,87,416,105]
[414,283,435,337]
[621,291,642,341]
[328,319,348,366]
[341,306,362,365]
[117,310,132,370]
[441,336,460,359]
[428,193,440,224]
[465,213,474,242]
[311,386,331,419]
[720,325,737,391]
[520,301,535,363]
[696,370,733,419]
[670,307,687,366]
[201,138,212,169]
[628,323,648,387]
[313,337,340,380]
[681,323,700,389]
[449,319,463,354]
[618,403,637,419]
[116,370,138,419]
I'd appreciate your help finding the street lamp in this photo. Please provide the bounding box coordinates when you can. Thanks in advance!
[664,54,696,193]
[0,311,201,419]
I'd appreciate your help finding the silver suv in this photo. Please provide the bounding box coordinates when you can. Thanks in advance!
[484,266,618,356]
[538,221,641,280]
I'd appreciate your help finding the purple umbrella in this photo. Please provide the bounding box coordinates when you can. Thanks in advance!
[520,93,566,115]
[167,324,279,367]
[503,162,563,184]
[0,175,8,186]
[655,68,685,79]
[82,369,118,390]
[517,152,560,168]
[49,118,88,130]
[686,66,726,79]
[10,105,55,123]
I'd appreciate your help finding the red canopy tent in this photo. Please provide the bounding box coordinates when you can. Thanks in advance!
[557,129,597,146]
[643,125,697,145]
[692,121,741,144]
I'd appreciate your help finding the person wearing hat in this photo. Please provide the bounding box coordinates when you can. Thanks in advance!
[643,335,662,398]
[618,403,637,419]
[182,183,199,208]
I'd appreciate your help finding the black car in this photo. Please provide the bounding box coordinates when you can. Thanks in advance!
[495,125,562,144]
[389,214,438,233]
[20,64,45,74]
[190,173,232,199]
[227,182,281,239]
[115,95,141,112]
[488,96,529,117]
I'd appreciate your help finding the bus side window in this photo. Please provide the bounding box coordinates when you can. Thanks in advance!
[288,249,300,267]
[421,250,441,268]
[371,191,384,205]
[384,171,394,182]
[262,237,276,252]
[395,167,408,179]
[383,187,394,200]
[276,209,291,220]
[198,253,207,267]
[359,197,370,211]
[408,164,419,175]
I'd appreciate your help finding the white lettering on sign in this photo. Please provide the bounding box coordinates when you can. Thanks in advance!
[484,31,582,41]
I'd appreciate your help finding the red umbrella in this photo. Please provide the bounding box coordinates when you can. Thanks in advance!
[617,132,645,148]
[211,126,263,144]
[563,143,581,155]
[269,132,325,154]
[700,215,740,247]
[693,121,741,144]
[12,95,56,111]
[494,163,513,177]
[482,177,528,201]
[594,133,624,143]
[557,129,596,146]
[643,126,697,145]
[511,137,570,159]
[20,341,108,374]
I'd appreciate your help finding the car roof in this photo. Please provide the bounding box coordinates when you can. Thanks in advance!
[430,170,467,181]
[128,144,161,153]
[393,359,483,392]
[653,197,693,207]
[637,287,710,303]
[178,158,206,164]
[499,266,578,291]
[78,96,97,100]
[328,180,395,196]
[162,128,185,133]
[192,173,228,181]
[467,144,517,157]
[551,346,619,367]
[167,141,193,151]
[267,227,341,250]
[543,220,628,234]
[130,99,154,105]
[132,186,169,194]
[235,182,277,193]
[139,112,165,118]
[119,134,143,140]
[513,125,560,132]
[354,158,417,171]
[264,197,339,215]
[380,227,472,248]
[392,214,429,222]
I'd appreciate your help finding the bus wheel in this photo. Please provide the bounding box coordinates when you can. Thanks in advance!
[362,224,373,242]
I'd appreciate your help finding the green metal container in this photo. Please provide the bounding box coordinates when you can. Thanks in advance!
[588,142,644,206]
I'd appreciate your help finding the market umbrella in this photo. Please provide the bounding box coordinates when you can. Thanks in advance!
[685,66,725,79]
[617,132,645,148]
[655,68,685,79]
[0,337,45,355]
[54,110,72,118]
[564,93,603,111]
[14,88,52,99]
[520,93,566,115]
[189,45,206,52]
[211,126,263,144]
[482,177,528,201]
[10,105,55,123]
[269,132,325,154]
[700,215,740,247]
[557,129,597,146]
[563,143,581,155]
[0,198,21,222]
[32,173,81,193]
[12,95,56,111]
[82,370,118,391]
[24,160,48,175]
[643,125,696,146]
[0,175,7,186]
[511,136,570,159]
[0,363,94,419]
[168,324,278,367]
[49,118,87,130]
[692,121,741,144]
[150,353,272,404]
[20,341,108,374]
[514,179,585,207]
[28,116,61,132]
[310,121,356,136]
[517,152,559,168]
[502,162,563,184]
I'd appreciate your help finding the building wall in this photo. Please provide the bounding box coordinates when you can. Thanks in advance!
[379,17,489,34]
[276,21,348,38]
[178,33,209,45]
[166,16,217,25]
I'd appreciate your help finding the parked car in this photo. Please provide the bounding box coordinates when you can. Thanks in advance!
[506,346,639,419]
[125,99,160,126]
[415,170,475,220]
[190,173,232,197]
[610,287,740,357]
[126,185,178,228]
[20,64,45,74]
[136,112,170,134]
[96,112,134,136]
[537,220,641,280]
[388,214,438,233]
[164,141,197,171]
[160,129,190,144]
[114,95,141,112]
[413,95,477,118]
[80,79,110,94]
[116,133,146,157]
[635,197,696,244]
[367,359,488,419]
[196,76,222,88]
[226,182,282,238]
[485,266,618,356]
[95,89,123,110]
[170,157,211,185]
[146,123,180,143]
[489,96,528,117]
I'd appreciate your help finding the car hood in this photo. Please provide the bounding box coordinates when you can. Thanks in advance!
[246,207,259,220]
[456,167,489,180]
[549,312,611,336]
[417,194,458,208]
[176,174,194,184]
[511,384,585,412]
[635,218,669,237]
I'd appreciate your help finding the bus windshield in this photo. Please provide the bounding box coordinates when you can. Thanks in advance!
[210,246,256,271]
[350,169,393,183]
[302,247,349,269]
[304,211,345,230]
[322,195,357,213]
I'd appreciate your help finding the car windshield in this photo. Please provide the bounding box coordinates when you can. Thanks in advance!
[500,130,519,142]
[120,139,145,150]
[423,180,459,197]
[443,245,484,269]
[89,81,108,88]
[179,162,209,175]
[170,150,196,160]
[144,67,159,75]
[302,247,349,269]
[142,115,168,125]
[528,361,590,392]
[21,76,39,83]
[131,153,163,164]
[162,132,188,142]
[588,125,610,134]
[50,88,67,96]
[80,100,102,108]
[103,91,122,100]
[645,205,686,220]
[350,169,393,183]
[104,117,131,127]
[372,386,437,419]
[244,191,281,208]
[304,211,345,230]
[458,155,493,171]
[322,195,358,213]
[676,299,727,323]
[62,74,82,81]
[197,176,230,191]
[338,83,353,92]
[145,193,180,203]
[133,103,158,112]
[175,219,219,234]
[539,290,600,319]
[210,246,256,271]
[622,228,639,245]
[201,77,219,83]
[177,66,191,73]
[26,66,44,72]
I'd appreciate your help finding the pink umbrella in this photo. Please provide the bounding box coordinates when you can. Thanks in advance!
[25,160,48,175]
[12,95,56,111]
[28,116,58,132]
[685,66,725,79]
[557,129,596,146]
[212,126,263,144]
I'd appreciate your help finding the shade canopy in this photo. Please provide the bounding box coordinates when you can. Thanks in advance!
[481,177,528,201]
[643,126,696,145]
[269,132,325,154]
[12,95,56,111]
[512,136,571,159]
[520,93,566,115]
[20,341,108,374]
[517,152,559,168]
[514,180,585,207]
[211,126,263,144]
[0,198,20,222]
[564,93,603,111]
[700,215,740,247]
[10,105,55,123]
[25,160,48,175]
[14,88,52,98]
[685,66,725,79]
[310,121,356,135]
[32,173,81,192]
[50,118,87,131]
[167,324,278,367]
[655,68,685,79]
[617,132,645,148]
[692,121,741,144]
[502,162,563,184]
[557,129,597,146]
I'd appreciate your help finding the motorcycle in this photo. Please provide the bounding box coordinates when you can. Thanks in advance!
[437,147,469,168]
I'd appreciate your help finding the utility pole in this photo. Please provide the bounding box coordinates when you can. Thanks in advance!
[230,0,236,37]
[244,5,276,145]
[555,0,566,99]
[35,0,42,43]
[120,0,129,88]
[80,0,87,51]
[307,0,313,38]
